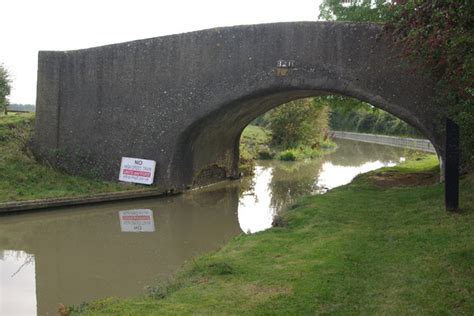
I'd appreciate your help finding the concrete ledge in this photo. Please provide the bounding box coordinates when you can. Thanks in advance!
[0,189,169,214]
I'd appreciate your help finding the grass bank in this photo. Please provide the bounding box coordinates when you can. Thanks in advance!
[73,155,474,315]
[0,113,139,203]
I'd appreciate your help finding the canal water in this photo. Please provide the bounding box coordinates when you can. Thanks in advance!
[0,139,417,315]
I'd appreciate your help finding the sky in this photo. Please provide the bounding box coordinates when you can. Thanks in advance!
[2,0,322,104]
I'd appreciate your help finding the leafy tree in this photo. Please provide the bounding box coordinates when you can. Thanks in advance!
[0,64,11,115]
[387,0,474,166]
[388,1,473,99]
[328,98,421,137]
[319,0,393,23]
[265,98,329,149]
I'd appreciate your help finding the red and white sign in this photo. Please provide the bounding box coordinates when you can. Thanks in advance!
[119,209,155,232]
[119,157,156,185]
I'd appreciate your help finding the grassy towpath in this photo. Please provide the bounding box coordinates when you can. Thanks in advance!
[74,155,474,315]
[0,113,139,203]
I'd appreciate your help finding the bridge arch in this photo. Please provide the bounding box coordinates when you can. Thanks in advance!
[171,84,440,188]
[33,22,448,195]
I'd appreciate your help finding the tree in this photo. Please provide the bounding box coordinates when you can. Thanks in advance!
[319,0,393,23]
[266,98,329,149]
[387,0,474,166]
[0,64,11,115]
[321,95,420,137]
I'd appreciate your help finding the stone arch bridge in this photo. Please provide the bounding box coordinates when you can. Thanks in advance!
[32,22,459,209]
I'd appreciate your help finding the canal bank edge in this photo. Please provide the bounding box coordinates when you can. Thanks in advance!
[0,188,169,214]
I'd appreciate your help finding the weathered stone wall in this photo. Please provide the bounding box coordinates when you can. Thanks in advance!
[33,22,444,191]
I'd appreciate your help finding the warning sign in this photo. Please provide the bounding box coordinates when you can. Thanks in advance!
[119,209,155,232]
[119,157,156,185]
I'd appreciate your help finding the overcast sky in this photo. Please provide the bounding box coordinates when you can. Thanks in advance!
[2,0,322,104]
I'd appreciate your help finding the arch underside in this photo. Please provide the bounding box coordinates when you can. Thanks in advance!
[172,86,443,190]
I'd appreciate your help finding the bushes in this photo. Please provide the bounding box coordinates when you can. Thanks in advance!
[265,98,330,149]
[278,149,298,161]
[276,146,329,161]
[239,98,335,168]
[329,100,422,138]
[257,145,275,160]
[387,0,474,167]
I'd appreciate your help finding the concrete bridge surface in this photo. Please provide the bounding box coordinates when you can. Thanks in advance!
[33,22,455,200]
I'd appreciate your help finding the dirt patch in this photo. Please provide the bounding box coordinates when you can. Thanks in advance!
[368,172,438,188]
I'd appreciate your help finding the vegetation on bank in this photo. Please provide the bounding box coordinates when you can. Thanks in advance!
[0,113,139,203]
[71,155,474,315]
[239,98,337,173]
[327,96,421,138]
[264,98,330,149]
[239,124,335,174]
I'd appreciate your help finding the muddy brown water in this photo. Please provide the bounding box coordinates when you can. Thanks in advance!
[0,139,421,315]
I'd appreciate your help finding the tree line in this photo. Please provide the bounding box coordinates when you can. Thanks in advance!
[8,103,35,112]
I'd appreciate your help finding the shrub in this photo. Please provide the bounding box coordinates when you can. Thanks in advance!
[278,149,298,161]
[257,145,275,160]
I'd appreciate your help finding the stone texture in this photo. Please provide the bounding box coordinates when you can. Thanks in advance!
[32,22,445,191]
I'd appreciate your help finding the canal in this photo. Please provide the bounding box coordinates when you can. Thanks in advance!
[0,139,418,315]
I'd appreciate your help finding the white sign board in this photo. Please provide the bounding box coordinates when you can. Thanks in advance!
[119,157,156,185]
[119,209,155,232]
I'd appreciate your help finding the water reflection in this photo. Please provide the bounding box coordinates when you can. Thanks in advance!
[0,250,37,316]
[327,138,412,166]
[316,160,396,190]
[238,167,274,234]
[237,139,412,233]
[0,186,241,315]
[119,209,155,232]
[0,139,418,315]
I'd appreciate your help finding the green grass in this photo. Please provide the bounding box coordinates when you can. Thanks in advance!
[385,153,440,173]
[0,113,141,203]
[240,125,271,147]
[74,156,474,315]
[277,145,335,161]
